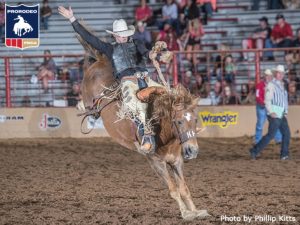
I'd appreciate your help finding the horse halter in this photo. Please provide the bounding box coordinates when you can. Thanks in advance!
[172,108,197,144]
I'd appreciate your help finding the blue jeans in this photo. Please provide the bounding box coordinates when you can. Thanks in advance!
[252,115,290,158]
[265,38,293,58]
[41,16,50,29]
[255,104,282,144]
[252,0,260,10]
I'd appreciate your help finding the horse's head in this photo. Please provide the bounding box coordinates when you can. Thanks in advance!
[171,85,200,160]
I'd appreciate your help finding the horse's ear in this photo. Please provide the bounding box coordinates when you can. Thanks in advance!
[188,97,199,110]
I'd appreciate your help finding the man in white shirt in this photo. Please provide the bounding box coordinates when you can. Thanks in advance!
[250,65,290,160]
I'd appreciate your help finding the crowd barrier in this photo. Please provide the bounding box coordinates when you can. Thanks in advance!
[1,106,299,139]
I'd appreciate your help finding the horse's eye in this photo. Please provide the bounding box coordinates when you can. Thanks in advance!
[177,120,182,125]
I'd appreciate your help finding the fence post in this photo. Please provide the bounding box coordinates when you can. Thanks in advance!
[4,58,11,107]
[255,51,260,84]
[172,53,178,86]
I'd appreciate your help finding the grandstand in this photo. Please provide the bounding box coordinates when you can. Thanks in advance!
[1,0,300,107]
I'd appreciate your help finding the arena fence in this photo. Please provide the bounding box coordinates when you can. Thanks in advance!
[1,48,300,107]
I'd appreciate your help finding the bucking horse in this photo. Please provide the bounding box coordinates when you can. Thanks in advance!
[77,35,210,221]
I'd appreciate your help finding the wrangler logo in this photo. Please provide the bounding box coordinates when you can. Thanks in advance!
[199,111,238,128]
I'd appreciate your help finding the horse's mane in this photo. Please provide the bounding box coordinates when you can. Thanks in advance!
[152,84,196,120]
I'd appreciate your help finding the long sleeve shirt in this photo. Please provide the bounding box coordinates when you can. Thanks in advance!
[162,3,178,19]
[71,20,150,78]
[265,79,288,118]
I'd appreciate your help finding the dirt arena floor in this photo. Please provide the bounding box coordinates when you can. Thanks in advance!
[0,137,299,225]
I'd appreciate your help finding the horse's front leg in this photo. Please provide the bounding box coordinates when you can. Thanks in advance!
[147,156,187,214]
[171,157,210,220]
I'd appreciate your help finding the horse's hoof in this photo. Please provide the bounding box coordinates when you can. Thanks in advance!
[182,209,211,221]
[194,209,211,218]
[182,210,197,221]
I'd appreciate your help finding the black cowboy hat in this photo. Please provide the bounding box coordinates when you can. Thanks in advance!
[259,16,268,24]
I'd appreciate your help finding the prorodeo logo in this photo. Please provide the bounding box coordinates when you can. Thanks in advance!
[5,4,39,49]
[39,113,61,130]
[199,111,238,128]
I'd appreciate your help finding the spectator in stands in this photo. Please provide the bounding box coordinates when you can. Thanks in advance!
[241,17,272,61]
[285,28,300,69]
[223,55,236,84]
[282,0,300,9]
[221,85,239,105]
[250,65,290,160]
[40,0,52,30]
[65,82,82,107]
[208,81,222,105]
[265,14,293,60]
[197,0,216,24]
[186,18,204,68]
[184,0,199,20]
[255,69,282,144]
[37,50,56,93]
[21,96,31,107]
[135,0,154,26]
[156,22,179,51]
[133,21,152,50]
[182,70,193,90]
[288,81,300,104]
[252,0,260,10]
[0,2,4,42]
[267,0,284,9]
[158,0,180,35]
[241,80,256,105]
[190,74,207,97]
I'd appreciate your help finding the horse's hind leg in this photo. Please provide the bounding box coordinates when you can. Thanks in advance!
[147,156,187,214]
[170,158,210,219]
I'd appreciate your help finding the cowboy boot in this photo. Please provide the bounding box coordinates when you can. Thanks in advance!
[141,134,156,154]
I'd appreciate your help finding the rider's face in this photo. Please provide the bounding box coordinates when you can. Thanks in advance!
[114,35,128,43]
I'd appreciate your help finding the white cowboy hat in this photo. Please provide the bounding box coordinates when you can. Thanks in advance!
[263,69,273,77]
[272,65,286,74]
[106,19,135,37]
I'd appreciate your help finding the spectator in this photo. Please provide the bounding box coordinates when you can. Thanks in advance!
[241,80,256,105]
[223,55,236,84]
[267,0,284,9]
[21,96,31,107]
[221,85,239,105]
[182,70,193,90]
[209,81,222,105]
[285,28,300,67]
[190,74,207,97]
[282,0,300,9]
[64,82,82,107]
[156,22,179,51]
[186,18,204,68]
[250,65,290,160]
[0,2,4,42]
[241,17,272,61]
[184,0,200,20]
[265,14,293,60]
[255,69,282,144]
[252,0,260,10]
[197,0,216,24]
[133,21,152,50]
[40,0,52,30]
[37,50,56,93]
[288,81,300,104]
[135,0,154,26]
[158,0,180,35]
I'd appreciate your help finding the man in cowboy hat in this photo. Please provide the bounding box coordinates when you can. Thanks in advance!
[254,69,282,144]
[58,6,166,154]
[250,65,290,160]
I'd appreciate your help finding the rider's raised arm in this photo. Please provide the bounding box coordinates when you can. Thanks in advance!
[71,20,113,58]
[58,6,113,58]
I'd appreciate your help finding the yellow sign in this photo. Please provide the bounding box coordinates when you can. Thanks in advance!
[199,111,238,128]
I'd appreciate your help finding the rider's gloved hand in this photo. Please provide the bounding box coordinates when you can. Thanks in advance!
[58,6,76,23]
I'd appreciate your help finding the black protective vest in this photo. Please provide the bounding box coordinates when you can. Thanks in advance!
[111,40,146,76]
